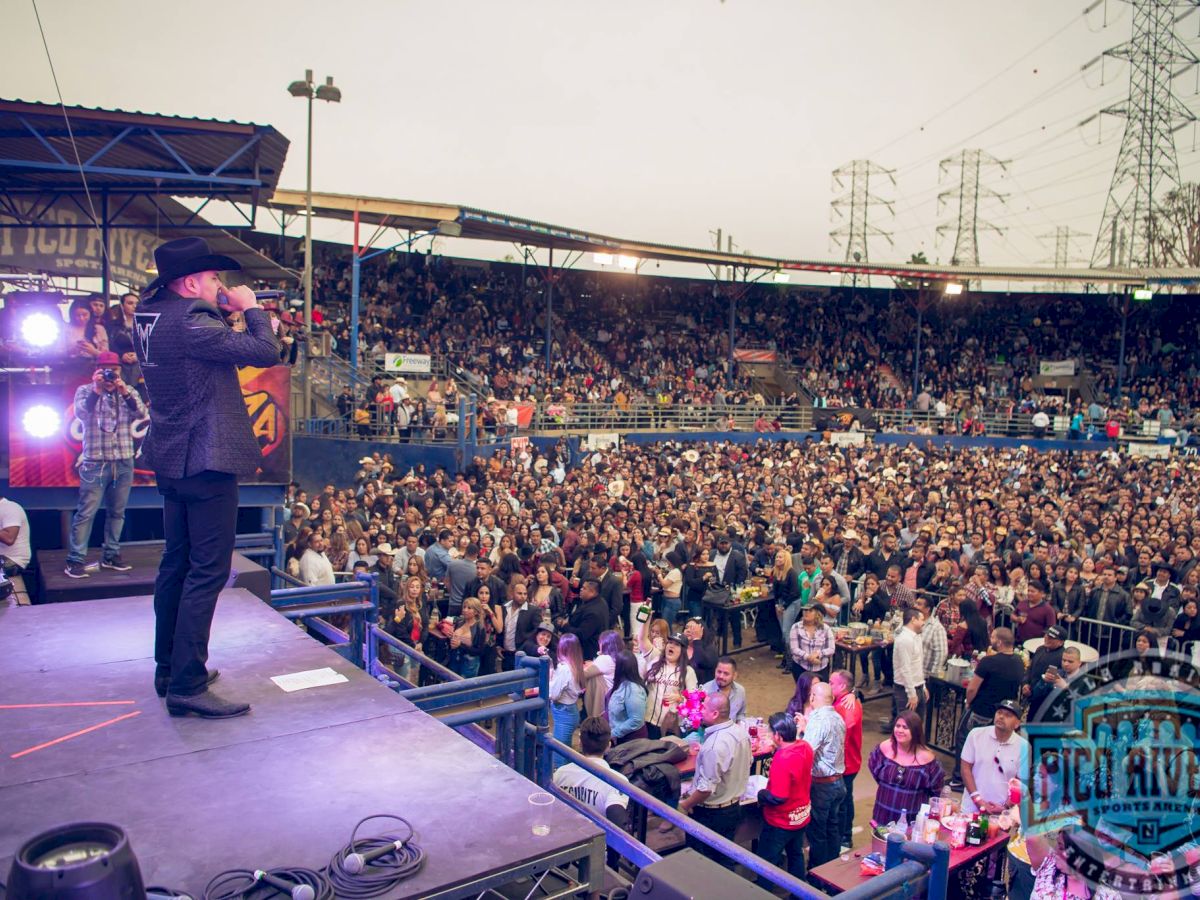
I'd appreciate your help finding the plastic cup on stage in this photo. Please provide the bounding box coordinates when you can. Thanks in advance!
[529,791,555,836]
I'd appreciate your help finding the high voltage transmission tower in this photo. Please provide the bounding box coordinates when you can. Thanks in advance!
[1084,0,1200,267]
[829,160,895,287]
[936,149,1008,267]
[1037,226,1091,290]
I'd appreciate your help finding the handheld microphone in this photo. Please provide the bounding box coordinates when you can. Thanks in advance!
[253,869,316,900]
[341,840,406,875]
[216,289,287,305]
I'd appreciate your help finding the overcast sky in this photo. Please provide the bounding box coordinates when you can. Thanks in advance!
[7,0,1199,277]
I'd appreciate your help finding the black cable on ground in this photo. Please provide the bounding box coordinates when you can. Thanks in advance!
[202,866,333,900]
[326,814,425,899]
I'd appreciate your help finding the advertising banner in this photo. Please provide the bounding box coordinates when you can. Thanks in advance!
[8,365,291,486]
[383,353,432,374]
[733,348,778,363]
[1039,359,1076,376]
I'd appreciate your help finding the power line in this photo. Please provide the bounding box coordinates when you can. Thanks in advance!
[28,0,111,278]
[863,10,1086,160]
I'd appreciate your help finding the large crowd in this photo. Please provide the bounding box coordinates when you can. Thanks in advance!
[270,242,1200,431]
[280,434,1200,894]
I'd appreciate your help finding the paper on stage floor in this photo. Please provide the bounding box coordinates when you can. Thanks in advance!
[270,667,349,692]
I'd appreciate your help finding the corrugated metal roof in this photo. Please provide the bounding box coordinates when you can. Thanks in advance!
[269,189,1200,286]
[0,99,289,199]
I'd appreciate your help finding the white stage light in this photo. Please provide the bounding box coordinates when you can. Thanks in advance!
[22,405,61,439]
[20,312,61,348]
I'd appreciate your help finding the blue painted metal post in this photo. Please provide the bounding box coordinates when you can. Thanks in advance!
[456,396,467,470]
[926,840,951,900]
[354,571,378,671]
[468,395,478,450]
[350,251,362,374]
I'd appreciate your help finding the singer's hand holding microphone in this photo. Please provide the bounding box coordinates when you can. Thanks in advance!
[216,285,259,312]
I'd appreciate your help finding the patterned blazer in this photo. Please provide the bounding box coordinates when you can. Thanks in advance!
[133,289,279,479]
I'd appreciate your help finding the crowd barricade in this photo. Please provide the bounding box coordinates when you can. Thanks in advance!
[1071,616,1139,657]
[260,576,953,898]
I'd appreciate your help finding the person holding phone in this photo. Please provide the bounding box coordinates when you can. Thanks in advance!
[135,238,279,719]
[1024,625,1067,717]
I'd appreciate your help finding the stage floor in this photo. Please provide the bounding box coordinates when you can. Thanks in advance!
[0,590,603,898]
[37,544,270,604]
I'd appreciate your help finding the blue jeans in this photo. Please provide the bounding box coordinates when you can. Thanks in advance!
[68,458,134,564]
[551,700,580,768]
[808,778,846,868]
[779,601,804,653]
[451,651,480,679]
[756,822,807,885]
[661,596,681,627]
[839,772,857,846]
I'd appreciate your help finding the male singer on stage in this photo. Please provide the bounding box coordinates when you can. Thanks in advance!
[134,237,279,719]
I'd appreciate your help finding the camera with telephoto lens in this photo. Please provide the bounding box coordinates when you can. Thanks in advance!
[102,368,118,382]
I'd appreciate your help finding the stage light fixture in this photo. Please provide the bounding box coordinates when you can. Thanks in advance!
[773,271,790,283]
[1132,287,1153,301]
[3,290,67,355]
[6,822,145,900]
[944,282,964,295]
[22,404,61,439]
[20,311,62,348]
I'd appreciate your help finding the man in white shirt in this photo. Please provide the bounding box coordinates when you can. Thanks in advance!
[299,534,336,586]
[553,716,629,832]
[892,607,929,722]
[679,690,751,867]
[393,533,425,574]
[0,495,32,570]
[0,495,32,606]
[960,699,1030,816]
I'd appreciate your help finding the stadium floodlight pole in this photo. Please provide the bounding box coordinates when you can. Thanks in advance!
[287,69,341,419]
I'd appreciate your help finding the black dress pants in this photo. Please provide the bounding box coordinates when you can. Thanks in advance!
[154,470,239,696]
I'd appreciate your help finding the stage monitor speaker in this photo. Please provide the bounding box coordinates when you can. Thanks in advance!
[629,849,777,899]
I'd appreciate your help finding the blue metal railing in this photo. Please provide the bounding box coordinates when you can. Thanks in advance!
[264,580,952,899]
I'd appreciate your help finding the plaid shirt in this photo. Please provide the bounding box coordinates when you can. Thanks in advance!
[789,622,836,672]
[922,615,948,677]
[73,384,147,461]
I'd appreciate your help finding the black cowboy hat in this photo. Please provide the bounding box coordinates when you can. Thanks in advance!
[145,237,240,294]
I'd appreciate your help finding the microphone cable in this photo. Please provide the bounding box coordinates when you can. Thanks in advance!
[202,866,332,900]
[326,814,425,899]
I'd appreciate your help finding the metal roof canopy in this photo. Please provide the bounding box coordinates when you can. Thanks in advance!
[0,99,294,290]
[269,188,1200,287]
[0,99,288,203]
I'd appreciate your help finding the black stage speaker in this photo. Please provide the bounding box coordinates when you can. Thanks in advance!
[629,849,777,899]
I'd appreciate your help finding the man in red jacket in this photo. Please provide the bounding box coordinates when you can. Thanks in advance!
[831,669,863,853]
[755,711,813,883]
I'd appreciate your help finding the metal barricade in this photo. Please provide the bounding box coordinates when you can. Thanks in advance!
[1072,616,1138,657]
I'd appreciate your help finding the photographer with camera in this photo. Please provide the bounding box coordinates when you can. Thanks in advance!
[64,351,147,579]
